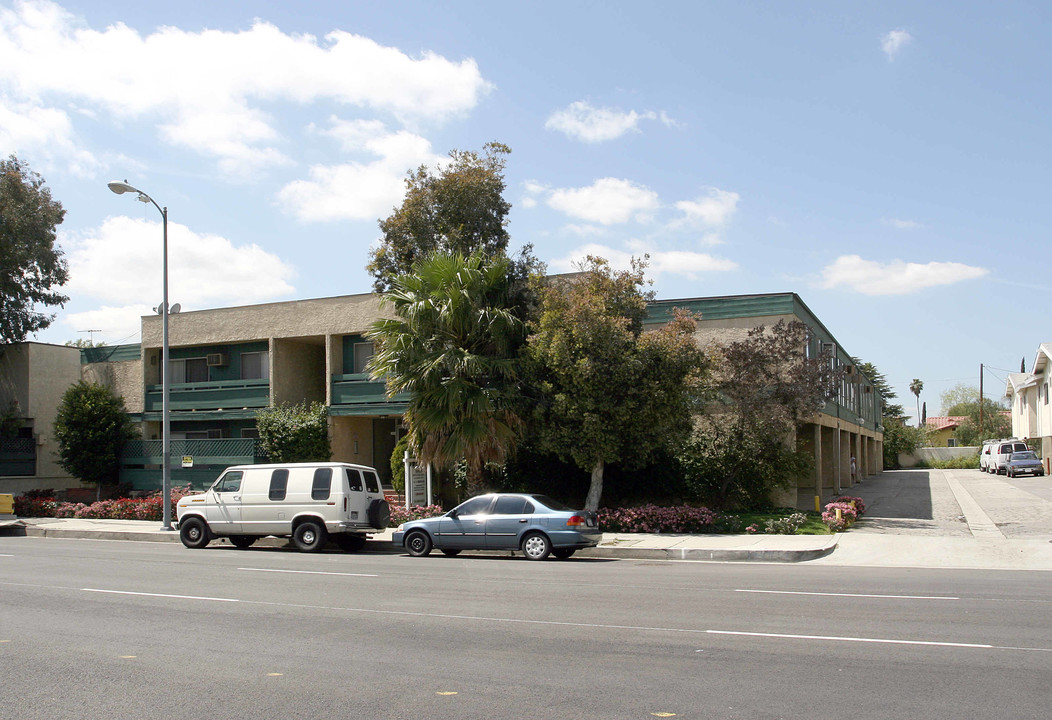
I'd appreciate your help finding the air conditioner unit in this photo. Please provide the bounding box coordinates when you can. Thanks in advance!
[206,353,229,367]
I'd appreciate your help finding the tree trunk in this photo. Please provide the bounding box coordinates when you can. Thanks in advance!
[584,459,604,511]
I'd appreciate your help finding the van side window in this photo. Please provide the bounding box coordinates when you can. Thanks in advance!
[214,471,242,493]
[312,468,332,500]
[347,469,363,492]
[363,471,380,494]
[269,469,289,501]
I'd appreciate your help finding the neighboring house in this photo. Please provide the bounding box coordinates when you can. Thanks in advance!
[1006,343,1052,474]
[3,291,884,509]
[925,416,967,447]
[0,342,82,493]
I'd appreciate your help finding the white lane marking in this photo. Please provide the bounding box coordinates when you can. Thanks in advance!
[48,584,1051,655]
[0,554,13,557]
[706,630,991,649]
[736,589,959,600]
[82,588,238,602]
[238,567,378,578]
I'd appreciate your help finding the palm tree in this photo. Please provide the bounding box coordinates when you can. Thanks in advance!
[367,251,525,496]
[909,378,924,428]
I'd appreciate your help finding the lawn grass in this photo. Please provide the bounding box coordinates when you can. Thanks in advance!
[727,509,832,535]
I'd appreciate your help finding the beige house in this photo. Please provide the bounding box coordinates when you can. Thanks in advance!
[0,342,82,493]
[3,290,883,508]
[1006,343,1052,474]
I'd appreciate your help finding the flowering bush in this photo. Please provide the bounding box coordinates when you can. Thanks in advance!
[13,487,193,522]
[833,495,866,517]
[389,504,444,527]
[762,512,808,535]
[597,504,725,534]
[822,502,859,532]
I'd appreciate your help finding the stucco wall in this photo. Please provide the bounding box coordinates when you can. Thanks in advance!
[82,360,143,414]
[272,338,326,406]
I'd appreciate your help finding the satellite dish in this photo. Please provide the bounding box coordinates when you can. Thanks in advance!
[170,303,181,314]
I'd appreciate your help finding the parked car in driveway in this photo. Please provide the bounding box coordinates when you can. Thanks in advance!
[392,493,601,560]
[993,439,1030,474]
[1004,450,1045,478]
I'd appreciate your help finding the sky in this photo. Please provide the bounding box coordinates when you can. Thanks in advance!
[2,0,1048,421]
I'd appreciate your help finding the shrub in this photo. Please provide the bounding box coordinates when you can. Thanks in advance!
[833,495,866,516]
[761,512,808,534]
[256,401,331,463]
[822,501,859,532]
[597,504,727,534]
[15,487,192,521]
[389,504,444,527]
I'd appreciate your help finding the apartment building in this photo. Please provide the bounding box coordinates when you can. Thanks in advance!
[1006,343,1052,474]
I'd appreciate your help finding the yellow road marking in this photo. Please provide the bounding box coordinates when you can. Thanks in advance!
[267,673,283,677]
[436,691,458,696]
[120,656,136,659]
[651,713,677,717]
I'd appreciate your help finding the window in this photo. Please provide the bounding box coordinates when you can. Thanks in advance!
[1045,382,1049,405]
[214,471,242,493]
[455,496,493,516]
[346,469,363,492]
[311,468,332,500]
[353,342,375,374]
[241,428,260,439]
[363,471,380,494]
[170,357,208,383]
[242,351,269,380]
[493,496,529,515]
[269,469,289,501]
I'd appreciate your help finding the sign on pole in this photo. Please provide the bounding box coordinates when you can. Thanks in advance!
[404,452,431,507]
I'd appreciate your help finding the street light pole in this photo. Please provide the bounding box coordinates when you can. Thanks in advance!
[107,181,174,531]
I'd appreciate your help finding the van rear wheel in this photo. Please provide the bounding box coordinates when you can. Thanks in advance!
[293,521,328,552]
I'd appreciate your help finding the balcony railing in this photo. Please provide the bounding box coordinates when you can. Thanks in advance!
[145,378,269,412]
[331,373,410,408]
[121,438,266,466]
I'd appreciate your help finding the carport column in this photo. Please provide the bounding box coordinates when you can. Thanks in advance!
[812,423,823,511]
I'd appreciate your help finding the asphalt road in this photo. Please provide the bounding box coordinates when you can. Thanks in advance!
[2,536,1050,720]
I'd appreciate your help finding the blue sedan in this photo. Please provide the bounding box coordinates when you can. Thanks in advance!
[392,493,601,560]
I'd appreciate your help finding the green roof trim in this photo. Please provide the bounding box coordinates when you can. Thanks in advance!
[81,343,141,364]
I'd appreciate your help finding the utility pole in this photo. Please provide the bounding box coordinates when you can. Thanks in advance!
[979,363,984,436]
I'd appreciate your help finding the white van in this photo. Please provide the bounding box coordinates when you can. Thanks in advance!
[992,439,1029,475]
[176,462,391,552]
[979,440,999,473]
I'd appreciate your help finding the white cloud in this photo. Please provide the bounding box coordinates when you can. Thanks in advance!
[883,217,923,230]
[818,255,987,295]
[0,0,491,176]
[547,177,660,225]
[881,29,913,60]
[549,241,737,279]
[674,188,740,228]
[277,119,445,221]
[545,101,675,142]
[0,100,100,176]
[61,216,296,338]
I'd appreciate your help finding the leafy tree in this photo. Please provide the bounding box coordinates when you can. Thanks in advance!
[367,251,527,495]
[53,381,137,499]
[367,142,513,292]
[256,401,331,463]
[852,358,904,418]
[0,155,69,343]
[880,415,926,469]
[682,320,839,509]
[909,378,924,427]
[936,383,1011,445]
[523,256,708,511]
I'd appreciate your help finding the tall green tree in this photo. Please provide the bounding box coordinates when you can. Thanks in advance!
[909,378,924,427]
[0,155,69,343]
[852,358,904,417]
[523,257,708,511]
[683,320,839,509]
[367,142,513,292]
[854,358,914,468]
[256,401,331,462]
[367,251,527,495]
[53,381,137,499]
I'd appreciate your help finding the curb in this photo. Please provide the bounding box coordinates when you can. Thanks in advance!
[11,524,839,562]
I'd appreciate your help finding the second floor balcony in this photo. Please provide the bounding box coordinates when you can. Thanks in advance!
[145,378,269,412]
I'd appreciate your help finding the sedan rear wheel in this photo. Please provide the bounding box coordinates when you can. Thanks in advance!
[521,532,551,561]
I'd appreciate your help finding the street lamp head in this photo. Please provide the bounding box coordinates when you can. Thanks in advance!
[107,181,139,195]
